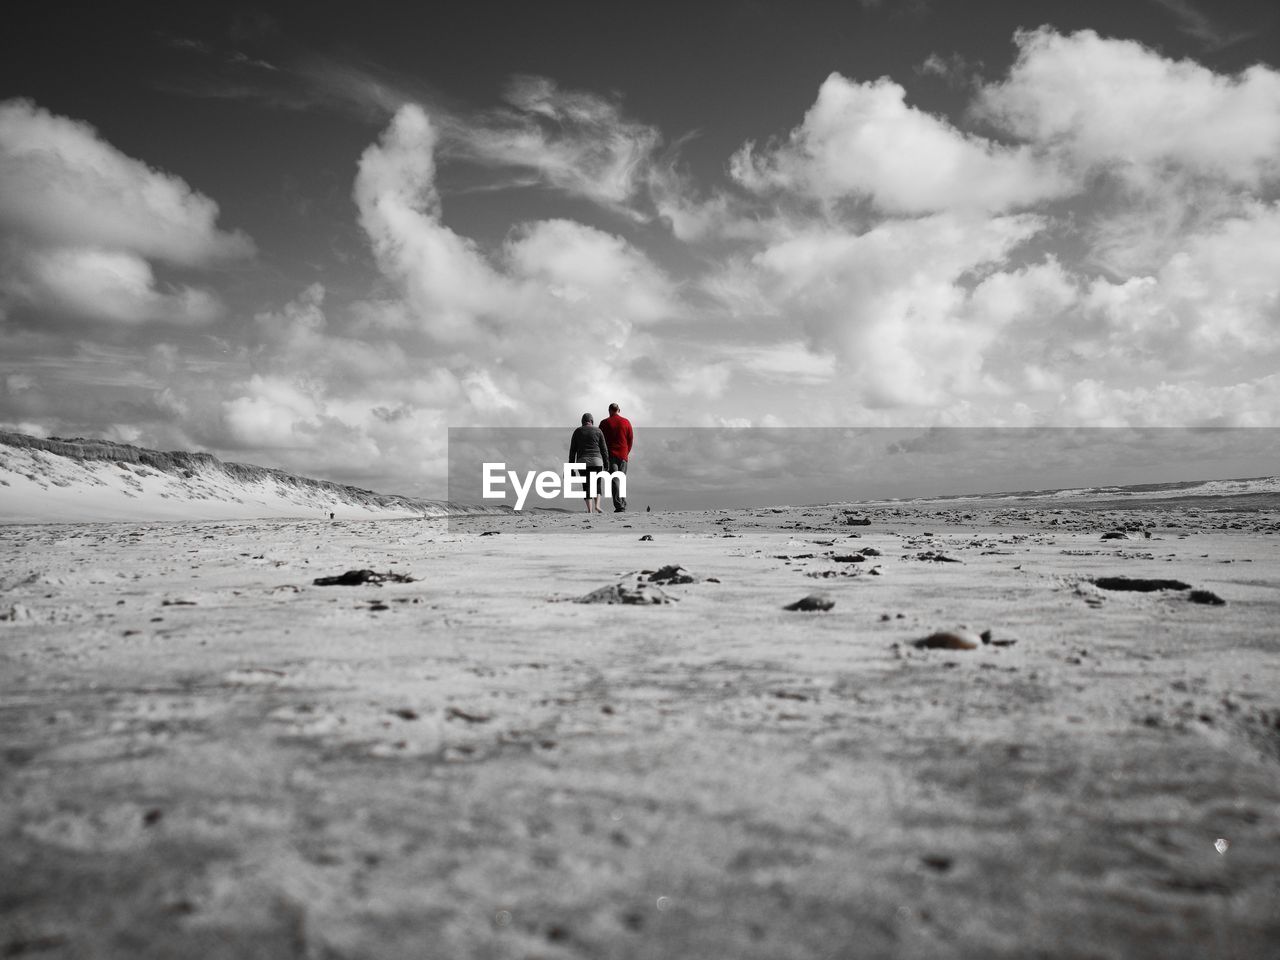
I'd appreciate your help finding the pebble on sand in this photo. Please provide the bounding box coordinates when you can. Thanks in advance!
[913,628,983,650]
[784,594,835,612]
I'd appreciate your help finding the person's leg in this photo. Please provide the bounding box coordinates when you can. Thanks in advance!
[610,456,628,512]
[587,467,600,512]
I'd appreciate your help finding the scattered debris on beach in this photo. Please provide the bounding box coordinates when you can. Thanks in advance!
[2,491,1277,960]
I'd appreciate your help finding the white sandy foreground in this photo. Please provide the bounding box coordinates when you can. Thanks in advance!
[1,505,1278,959]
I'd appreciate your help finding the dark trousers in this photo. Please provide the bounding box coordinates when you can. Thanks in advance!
[608,456,628,511]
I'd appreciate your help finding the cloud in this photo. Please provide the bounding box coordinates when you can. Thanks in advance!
[0,99,250,325]
[734,213,1049,407]
[356,104,679,336]
[676,24,1280,427]
[1083,201,1280,366]
[9,27,1280,501]
[721,341,837,385]
[353,104,676,347]
[1056,376,1280,426]
[918,52,982,89]
[977,28,1280,189]
[12,248,223,325]
[504,218,674,331]
[648,153,764,243]
[354,104,507,342]
[442,76,662,214]
[165,53,665,217]
[1148,0,1259,50]
[222,374,327,449]
[0,99,252,265]
[343,34,1280,461]
[729,73,1070,214]
[194,104,689,490]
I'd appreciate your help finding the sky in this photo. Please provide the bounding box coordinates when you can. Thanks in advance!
[2,0,1279,501]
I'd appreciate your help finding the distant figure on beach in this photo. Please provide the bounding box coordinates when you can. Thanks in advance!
[599,402,633,513]
[329,512,334,520]
[569,413,610,513]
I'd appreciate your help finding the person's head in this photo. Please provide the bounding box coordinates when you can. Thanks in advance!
[609,403,620,414]
[581,413,594,425]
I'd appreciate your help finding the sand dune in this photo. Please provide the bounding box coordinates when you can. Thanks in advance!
[2,485,1278,958]
[0,432,496,523]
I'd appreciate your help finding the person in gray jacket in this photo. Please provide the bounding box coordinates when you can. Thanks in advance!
[568,413,610,513]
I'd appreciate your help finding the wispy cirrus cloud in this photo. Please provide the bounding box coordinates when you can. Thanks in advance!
[1148,0,1261,50]
[450,75,662,212]
[161,43,666,217]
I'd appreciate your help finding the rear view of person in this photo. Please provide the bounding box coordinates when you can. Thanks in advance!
[568,413,610,513]
[599,403,633,512]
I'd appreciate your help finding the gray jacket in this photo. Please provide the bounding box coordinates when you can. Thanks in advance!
[569,425,610,467]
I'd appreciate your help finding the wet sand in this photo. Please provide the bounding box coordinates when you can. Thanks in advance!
[2,505,1278,959]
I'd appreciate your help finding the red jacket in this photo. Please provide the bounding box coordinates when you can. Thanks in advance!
[599,414,633,461]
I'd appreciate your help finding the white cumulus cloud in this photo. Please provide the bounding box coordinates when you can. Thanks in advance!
[0,98,251,325]
[978,28,1280,188]
[730,73,1070,214]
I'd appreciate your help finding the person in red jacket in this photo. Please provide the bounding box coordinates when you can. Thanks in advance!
[598,402,633,512]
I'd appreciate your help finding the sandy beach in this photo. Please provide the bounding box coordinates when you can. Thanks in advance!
[7,0,1280,954]
[2,503,1278,959]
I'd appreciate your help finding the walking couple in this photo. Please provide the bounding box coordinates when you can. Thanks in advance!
[568,403,633,514]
